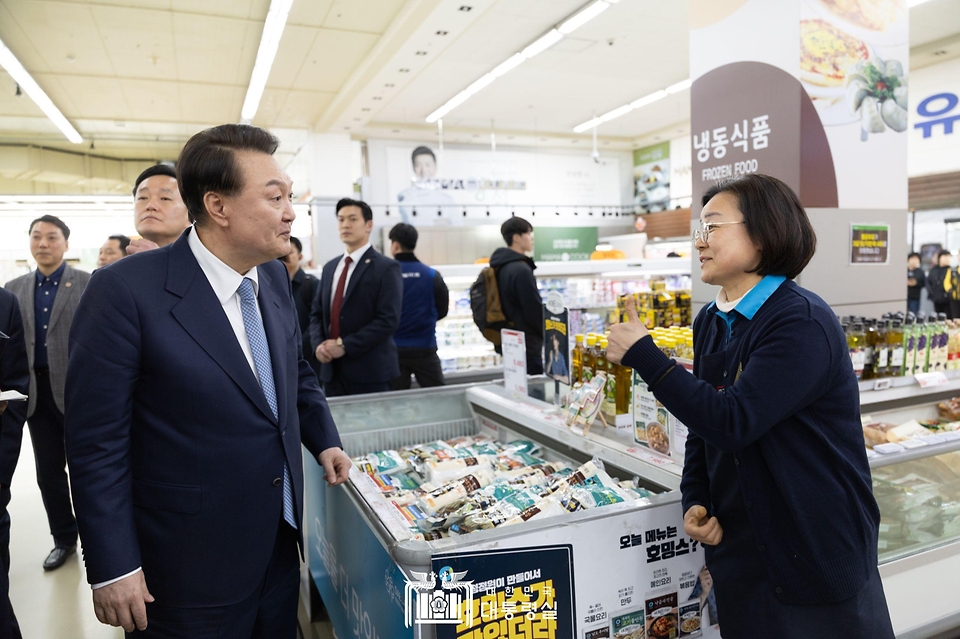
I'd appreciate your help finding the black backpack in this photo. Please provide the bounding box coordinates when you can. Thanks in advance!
[470,266,512,346]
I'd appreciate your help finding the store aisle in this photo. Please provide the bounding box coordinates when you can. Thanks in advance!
[8,429,122,638]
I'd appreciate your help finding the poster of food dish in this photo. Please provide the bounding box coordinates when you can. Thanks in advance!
[633,142,672,213]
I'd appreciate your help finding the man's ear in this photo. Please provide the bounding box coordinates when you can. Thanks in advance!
[203,192,229,228]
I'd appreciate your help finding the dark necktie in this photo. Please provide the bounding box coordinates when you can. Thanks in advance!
[329,256,352,339]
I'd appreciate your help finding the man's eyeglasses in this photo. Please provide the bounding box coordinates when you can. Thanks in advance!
[693,221,744,244]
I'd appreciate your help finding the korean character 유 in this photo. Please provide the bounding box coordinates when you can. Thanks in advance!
[711,126,728,159]
[731,120,748,152]
[751,115,770,150]
[693,130,711,163]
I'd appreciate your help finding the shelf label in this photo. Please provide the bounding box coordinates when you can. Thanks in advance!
[900,438,929,449]
[626,447,676,467]
[915,371,948,388]
[873,443,906,455]
[501,329,528,398]
[873,378,892,391]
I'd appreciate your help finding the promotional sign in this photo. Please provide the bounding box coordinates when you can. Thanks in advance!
[533,227,599,263]
[544,292,571,385]
[634,142,672,212]
[850,223,891,265]
[436,500,721,639]
[431,545,577,639]
[690,0,908,212]
[385,145,621,226]
[502,329,528,397]
[908,56,960,176]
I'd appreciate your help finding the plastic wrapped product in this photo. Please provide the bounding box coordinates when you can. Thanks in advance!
[416,468,494,516]
[422,456,493,484]
[570,484,634,508]
[370,471,422,496]
[400,440,451,461]
[355,450,409,475]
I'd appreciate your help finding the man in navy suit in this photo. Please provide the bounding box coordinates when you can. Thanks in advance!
[309,198,403,396]
[64,124,351,638]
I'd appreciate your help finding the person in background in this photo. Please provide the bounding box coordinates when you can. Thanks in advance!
[4,215,90,571]
[607,174,893,638]
[64,124,349,637]
[489,217,544,375]
[387,223,449,390]
[282,237,322,379]
[310,199,403,396]
[907,252,925,316]
[126,164,191,255]
[926,250,951,317]
[97,234,130,269]
[0,287,28,639]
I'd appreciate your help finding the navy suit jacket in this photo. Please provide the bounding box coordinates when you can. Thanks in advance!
[0,289,29,487]
[64,229,341,607]
[309,246,403,384]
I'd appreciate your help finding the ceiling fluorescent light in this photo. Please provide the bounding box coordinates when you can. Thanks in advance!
[559,1,610,35]
[522,29,563,58]
[491,53,526,78]
[631,89,668,108]
[427,90,472,123]
[464,73,496,95]
[240,0,294,123]
[665,79,693,94]
[599,104,633,122]
[0,36,82,143]
[573,117,603,133]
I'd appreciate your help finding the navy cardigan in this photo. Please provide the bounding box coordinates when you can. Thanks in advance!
[622,279,880,605]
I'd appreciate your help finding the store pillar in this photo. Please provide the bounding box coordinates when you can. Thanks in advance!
[688,0,909,317]
[308,132,356,264]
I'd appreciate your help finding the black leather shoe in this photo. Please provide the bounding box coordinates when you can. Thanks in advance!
[42,545,76,571]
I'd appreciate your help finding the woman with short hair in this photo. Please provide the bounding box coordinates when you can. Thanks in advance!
[607,174,894,638]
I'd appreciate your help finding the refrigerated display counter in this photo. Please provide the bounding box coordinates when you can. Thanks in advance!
[301,375,960,639]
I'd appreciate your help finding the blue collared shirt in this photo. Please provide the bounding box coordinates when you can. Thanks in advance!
[709,275,787,338]
[34,262,66,370]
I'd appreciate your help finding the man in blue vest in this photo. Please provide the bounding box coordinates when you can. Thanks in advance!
[388,223,449,390]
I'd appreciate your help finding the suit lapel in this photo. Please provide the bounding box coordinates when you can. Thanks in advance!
[166,232,277,424]
[257,266,287,427]
[21,274,36,349]
[342,247,374,306]
[46,265,73,335]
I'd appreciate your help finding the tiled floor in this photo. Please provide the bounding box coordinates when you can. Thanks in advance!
[8,430,122,638]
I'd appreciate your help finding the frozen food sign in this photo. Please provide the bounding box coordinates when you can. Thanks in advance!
[850,223,890,265]
[694,114,770,184]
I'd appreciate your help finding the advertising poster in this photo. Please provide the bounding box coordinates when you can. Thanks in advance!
[633,142,672,212]
[850,223,891,265]
[534,227,599,262]
[385,145,621,226]
[544,293,571,385]
[431,545,577,639]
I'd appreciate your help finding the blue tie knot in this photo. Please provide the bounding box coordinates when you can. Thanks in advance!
[237,277,256,302]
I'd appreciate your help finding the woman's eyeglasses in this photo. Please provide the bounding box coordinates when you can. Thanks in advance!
[693,221,744,244]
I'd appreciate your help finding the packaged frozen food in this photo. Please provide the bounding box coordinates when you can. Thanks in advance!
[862,422,898,448]
[416,468,494,516]
[355,450,409,475]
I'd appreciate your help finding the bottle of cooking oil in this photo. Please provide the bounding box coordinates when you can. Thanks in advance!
[863,319,878,380]
[937,313,950,372]
[572,334,585,384]
[875,319,889,378]
[916,314,931,374]
[903,315,917,376]
[949,320,960,371]
[888,318,904,376]
[614,356,632,422]
[848,321,866,380]
[598,338,616,419]
[582,335,598,383]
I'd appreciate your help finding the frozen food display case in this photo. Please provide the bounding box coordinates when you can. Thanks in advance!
[302,373,960,639]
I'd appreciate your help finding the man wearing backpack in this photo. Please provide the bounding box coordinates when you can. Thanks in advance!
[487,217,544,374]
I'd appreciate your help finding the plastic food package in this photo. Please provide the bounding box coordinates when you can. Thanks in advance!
[415,468,494,516]
[422,456,493,484]
[355,450,409,476]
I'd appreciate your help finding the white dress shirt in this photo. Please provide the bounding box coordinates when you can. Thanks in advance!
[92,227,263,590]
[330,242,372,307]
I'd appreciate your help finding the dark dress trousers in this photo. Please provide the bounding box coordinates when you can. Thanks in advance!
[64,229,342,627]
[309,246,403,395]
[290,268,321,380]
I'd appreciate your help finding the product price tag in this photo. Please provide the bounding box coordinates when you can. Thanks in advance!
[626,448,676,467]
[500,329,528,398]
[900,438,929,449]
[920,434,947,445]
[866,449,880,459]
[915,371,949,388]
[873,443,906,455]
[940,431,960,442]
[873,378,892,391]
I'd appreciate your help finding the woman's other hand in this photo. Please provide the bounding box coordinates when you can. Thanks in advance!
[684,505,723,546]
[607,296,649,364]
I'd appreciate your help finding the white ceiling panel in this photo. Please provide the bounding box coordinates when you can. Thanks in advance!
[171,13,261,85]
[178,82,244,123]
[171,0,270,20]
[43,74,131,120]
[910,0,960,47]
[267,24,319,89]
[292,29,380,92]
[320,0,408,34]
[90,5,179,81]
[287,0,336,28]
[118,78,182,121]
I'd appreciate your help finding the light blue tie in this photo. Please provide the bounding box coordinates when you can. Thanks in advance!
[237,277,297,530]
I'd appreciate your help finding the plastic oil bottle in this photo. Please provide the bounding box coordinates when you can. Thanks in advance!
[888,318,904,377]
[582,335,598,383]
[903,315,917,376]
[598,338,616,419]
[848,321,866,380]
[874,319,889,378]
[572,334,585,384]
[863,319,879,380]
[916,314,931,374]
[937,313,950,372]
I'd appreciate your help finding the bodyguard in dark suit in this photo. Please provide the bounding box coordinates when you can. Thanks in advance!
[309,198,403,396]
[64,124,351,638]
[4,214,90,571]
[281,237,321,379]
[0,288,28,639]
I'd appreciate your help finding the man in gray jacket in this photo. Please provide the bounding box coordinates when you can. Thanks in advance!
[5,215,90,571]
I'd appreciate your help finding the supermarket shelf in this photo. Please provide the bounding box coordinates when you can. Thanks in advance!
[436,258,691,282]
[860,370,960,409]
[868,432,960,468]
[443,366,502,384]
[465,384,683,491]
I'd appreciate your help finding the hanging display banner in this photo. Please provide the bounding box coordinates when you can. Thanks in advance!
[850,223,891,264]
[633,142,672,212]
[544,292,571,385]
[435,502,722,639]
[501,329,528,397]
[689,0,908,213]
[533,227,599,262]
